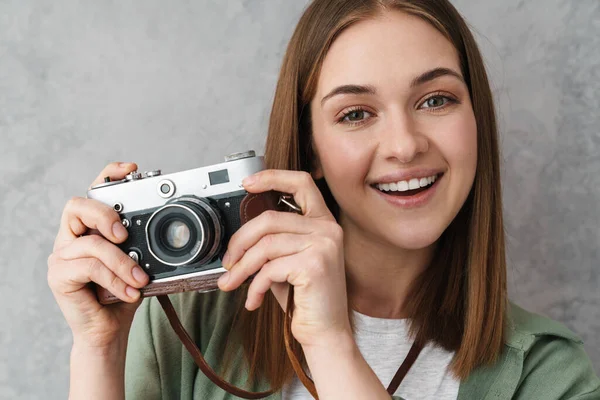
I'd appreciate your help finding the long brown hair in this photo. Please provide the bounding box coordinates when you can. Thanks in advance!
[226,0,507,389]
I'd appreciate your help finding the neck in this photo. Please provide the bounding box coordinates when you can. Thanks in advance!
[341,215,436,320]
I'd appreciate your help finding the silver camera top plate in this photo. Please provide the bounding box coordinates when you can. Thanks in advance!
[86,154,265,214]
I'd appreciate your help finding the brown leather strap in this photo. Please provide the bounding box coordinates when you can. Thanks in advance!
[162,287,423,399]
[157,295,275,399]
[386,341,424,395]
[161,290,422,399]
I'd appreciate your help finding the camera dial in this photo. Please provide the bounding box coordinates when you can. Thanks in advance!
[225,150,256,162]
[126,171,143,181]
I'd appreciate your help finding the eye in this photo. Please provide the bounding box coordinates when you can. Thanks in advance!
[337,107,373,126]
[419,94,458,111]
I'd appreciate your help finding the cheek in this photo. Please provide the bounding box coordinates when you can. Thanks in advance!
[324,139,371,174]
[433,113,478,177]
[312,121,373,185]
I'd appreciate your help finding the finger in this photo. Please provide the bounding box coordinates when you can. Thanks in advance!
[56,235,149,289]
[218,233,311,291]
[244,255,298,311]
[54,197,129,252]
[223,210,319,269]
[242,170,332,220]
[47,256,141,303]
[90,162,138,188]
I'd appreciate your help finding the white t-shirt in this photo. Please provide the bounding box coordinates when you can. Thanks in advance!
[282,310,460,400]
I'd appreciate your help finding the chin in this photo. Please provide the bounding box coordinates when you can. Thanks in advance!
[381,227,444,251]
[367,209,451,249]
[339,205,453,251]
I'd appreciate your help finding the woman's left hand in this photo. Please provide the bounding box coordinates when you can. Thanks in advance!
[217,169,351,349]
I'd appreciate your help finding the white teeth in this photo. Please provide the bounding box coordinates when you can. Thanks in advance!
[375,174,438,192]
[408,179,420,190]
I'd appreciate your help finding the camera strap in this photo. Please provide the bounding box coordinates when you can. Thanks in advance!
[157,294,276,398]
[157,290,422,399]
[154,191,424,399]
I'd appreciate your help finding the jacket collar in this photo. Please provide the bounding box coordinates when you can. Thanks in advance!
[505,301,583,351]
[456,301,584,400]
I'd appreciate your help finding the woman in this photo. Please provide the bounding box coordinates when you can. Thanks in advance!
[48,0,599,399]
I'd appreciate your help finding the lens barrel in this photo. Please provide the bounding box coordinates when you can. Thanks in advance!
[146,196,222,266]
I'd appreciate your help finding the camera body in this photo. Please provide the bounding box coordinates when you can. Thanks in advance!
[87,151,264,284]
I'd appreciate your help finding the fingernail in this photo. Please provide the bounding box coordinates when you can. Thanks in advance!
[126,286,139,298]
[112,221,128,240]
[242,175,256,186]
[119,162,132,168]
[217,272,230,288]
[132,266,147,284]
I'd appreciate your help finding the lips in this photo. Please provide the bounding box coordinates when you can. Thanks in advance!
[371,173,443,208]
[374,173,442,195]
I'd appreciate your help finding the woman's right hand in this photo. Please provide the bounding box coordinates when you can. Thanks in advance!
[47,162,150,349]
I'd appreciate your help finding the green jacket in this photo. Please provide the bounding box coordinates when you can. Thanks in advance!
[125,290,600,399]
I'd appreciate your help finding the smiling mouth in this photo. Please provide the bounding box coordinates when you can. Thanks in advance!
[372,173,443,196]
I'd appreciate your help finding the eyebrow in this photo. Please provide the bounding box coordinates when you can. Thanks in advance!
[320,67,465,107]
[410,67,464,88]
[320,84,376,107]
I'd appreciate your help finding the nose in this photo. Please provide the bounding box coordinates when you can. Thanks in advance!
[378,112,429,163]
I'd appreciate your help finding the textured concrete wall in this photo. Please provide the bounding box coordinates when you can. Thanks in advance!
[1,1,597,397]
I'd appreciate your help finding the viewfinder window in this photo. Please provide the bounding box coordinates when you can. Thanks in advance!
[209,169,230,185]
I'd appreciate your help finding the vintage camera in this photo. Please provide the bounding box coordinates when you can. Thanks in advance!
[87,151,265,293]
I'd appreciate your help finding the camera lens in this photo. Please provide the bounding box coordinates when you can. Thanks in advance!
[162,219,191,249]
[146,197,223,266]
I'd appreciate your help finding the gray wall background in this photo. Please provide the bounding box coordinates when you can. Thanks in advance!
[0,0,598,398]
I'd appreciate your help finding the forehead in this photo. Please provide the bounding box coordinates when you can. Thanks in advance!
[316,10,462,95]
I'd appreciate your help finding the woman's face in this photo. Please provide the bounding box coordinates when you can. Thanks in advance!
[309,10,477,250]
